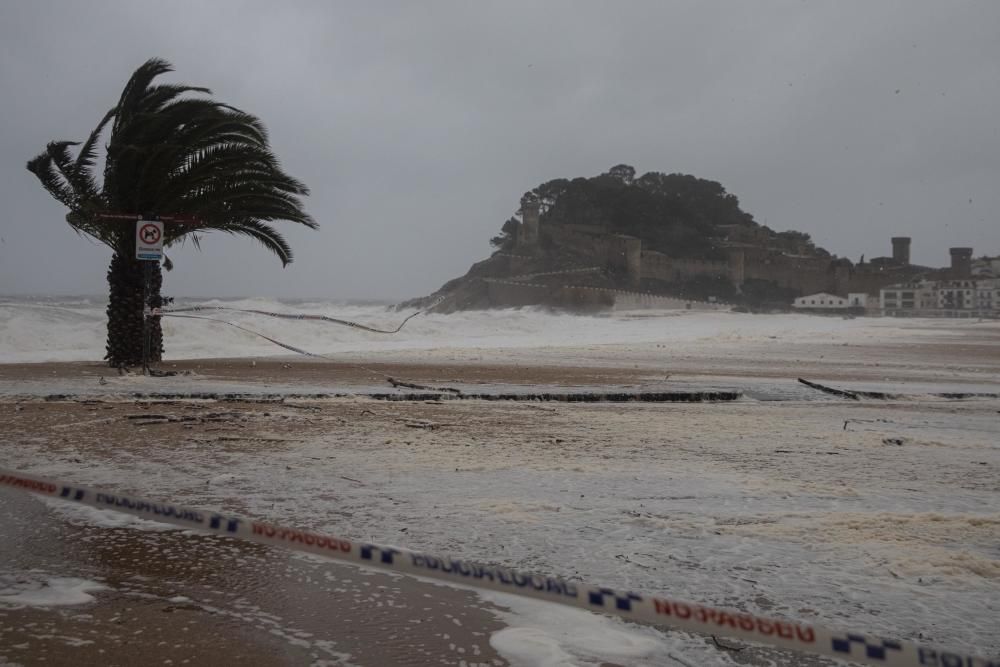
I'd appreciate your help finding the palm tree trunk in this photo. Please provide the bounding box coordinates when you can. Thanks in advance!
[104,252,165,367]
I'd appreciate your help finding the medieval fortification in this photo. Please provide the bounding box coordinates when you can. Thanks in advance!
[413,175,983,313]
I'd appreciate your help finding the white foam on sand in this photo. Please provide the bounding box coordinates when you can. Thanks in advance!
[41,497,178,532]
[0,572,107,607]
[7,390,998,662]
[483,591,707,667]
[3,295,998,664]
[0,295,975,363]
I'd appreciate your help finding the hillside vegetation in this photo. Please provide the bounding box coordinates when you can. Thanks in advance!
[493,164,830,260]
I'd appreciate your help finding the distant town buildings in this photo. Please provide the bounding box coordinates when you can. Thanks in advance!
[793,278,999,318]
[781,240,1000,318]
[792,292,869,311]
[874,246,1000,318]
[972,256,1000,277]
[880,278,1000,318]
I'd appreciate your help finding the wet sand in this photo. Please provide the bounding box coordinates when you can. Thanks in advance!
[0,391,820,667]
[2,316,998,391]
[0,484,508,666]
[1,320,998,666]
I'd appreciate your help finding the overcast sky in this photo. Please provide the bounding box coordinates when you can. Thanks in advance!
[1,1,997,300]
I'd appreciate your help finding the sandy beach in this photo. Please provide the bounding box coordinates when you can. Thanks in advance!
[5,0,1000,662]
[1,309,999,666]
[1,487,511,666]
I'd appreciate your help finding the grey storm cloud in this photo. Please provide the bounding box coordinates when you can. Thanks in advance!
[1,0,998,300]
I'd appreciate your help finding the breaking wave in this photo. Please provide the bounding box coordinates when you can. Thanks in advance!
[0,294,942,363]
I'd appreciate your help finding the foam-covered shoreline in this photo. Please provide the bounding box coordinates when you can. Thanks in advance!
[3,295,992,364]
[3,389,998,664]
[3,296,999,665]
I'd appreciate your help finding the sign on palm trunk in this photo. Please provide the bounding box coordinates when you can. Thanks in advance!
[136,220,163,261]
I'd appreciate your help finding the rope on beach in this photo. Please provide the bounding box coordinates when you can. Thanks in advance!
[0,467,991,667]
[1,296,449,335]
[159,295,447,335]
[159,312,461,394]
[159,313,332,359]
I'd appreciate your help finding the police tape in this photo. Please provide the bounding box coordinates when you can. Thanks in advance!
[0,468,993,667]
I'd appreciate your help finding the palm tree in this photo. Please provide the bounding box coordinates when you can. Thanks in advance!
[26,58,316,367]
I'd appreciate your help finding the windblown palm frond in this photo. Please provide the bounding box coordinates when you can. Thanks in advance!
[220,218,296,266]
[26,148,77,209]
[26,57,315,264]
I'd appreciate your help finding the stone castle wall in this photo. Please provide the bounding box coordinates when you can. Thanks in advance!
[606,235,642,286]
[491,252,537,275]
[844,267,920,296]
[611,291,726,311]
[543,224,610,259]
[485,278,728,311]
[485,279,612,310]
[741,255,831,294]
[485,279,554,308]
[640,250,731,283]
[516,211,939,299]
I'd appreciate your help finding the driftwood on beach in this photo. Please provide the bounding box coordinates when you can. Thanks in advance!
[40,389,742,404]
[368,390,742,403]
[797,378,999,401]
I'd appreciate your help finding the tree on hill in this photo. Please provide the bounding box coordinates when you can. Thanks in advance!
[490,217,519,249]
[606,164,636,184]
[490,165,837,268]
[774,230,829,257]
[509,165,762,259]
[26,58,316,368]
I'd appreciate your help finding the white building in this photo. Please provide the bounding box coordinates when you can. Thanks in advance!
[971,256,1000,277]
[792,292,874,313]
[937,281,976,311]
[881,281,937,315]
[793,292,848,310]
[976,283,997,311]
[847,293,869,309]
[793,292,872,312]
[881,278,1000,318]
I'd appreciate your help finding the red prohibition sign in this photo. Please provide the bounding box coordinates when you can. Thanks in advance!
[140,223,162,245]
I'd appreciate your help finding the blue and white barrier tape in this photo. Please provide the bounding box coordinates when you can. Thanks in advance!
[0,468,993,667]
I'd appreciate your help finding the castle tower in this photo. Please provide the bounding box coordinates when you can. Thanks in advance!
[605,234,642,287]
[623,237,642,287]
[517,197,540,247]
[833,263,851,295]
[727,249,746,291]
[949,247,973,279]
[891,237,911,265]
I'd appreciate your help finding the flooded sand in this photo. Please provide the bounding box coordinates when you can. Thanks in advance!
[0,488,507,666]
[1,386,998,665]
[1,317,998,667]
